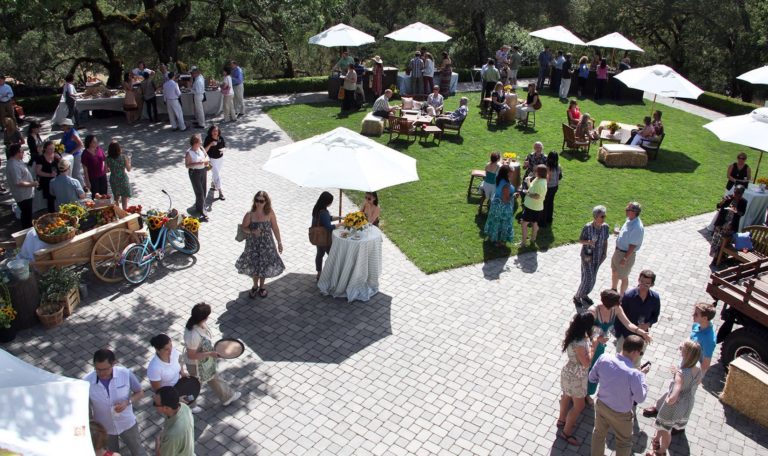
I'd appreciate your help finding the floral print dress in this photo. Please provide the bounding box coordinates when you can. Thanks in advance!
[106,155,131,197]
[235,220,285,278]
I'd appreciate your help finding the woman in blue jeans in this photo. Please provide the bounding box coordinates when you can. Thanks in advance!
[312,191,339,280]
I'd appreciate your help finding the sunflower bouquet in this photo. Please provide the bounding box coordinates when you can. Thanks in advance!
[182,216,200,234]
[503,84,513,93]
[502,152,517,160]
[0,283,15,329]
[59,203,87,219]
[146,209,169,231]
[55,143,65,154]
[342,211,368,230]
[756,176,768,186]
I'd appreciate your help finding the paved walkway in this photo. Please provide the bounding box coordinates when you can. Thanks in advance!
[2,93,765,456]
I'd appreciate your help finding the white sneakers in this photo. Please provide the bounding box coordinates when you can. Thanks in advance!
[223,391,241,407]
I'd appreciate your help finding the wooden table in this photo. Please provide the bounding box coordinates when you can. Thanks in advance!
[420,125,443,144]
[598,121,635,146]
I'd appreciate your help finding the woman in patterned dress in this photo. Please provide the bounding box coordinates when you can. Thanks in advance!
[557,312,595,446]
[573,206,610,307]
[645,340,702,456]
[236,191,285,298]
[439,51,452,96]
[105,140,132,210]
[483,165,515,246]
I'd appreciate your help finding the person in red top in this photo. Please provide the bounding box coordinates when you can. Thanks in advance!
[567,100,581,126]
[82,135,108,198]
[90,420,122,456]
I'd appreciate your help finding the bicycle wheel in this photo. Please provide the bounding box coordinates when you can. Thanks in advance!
[168,227,200,255]
[122,244,152,284]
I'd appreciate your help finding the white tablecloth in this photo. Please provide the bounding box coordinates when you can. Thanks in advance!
[51,90,223,124]
[318,226,383,302]
[740,184,768,230]
[397,72,458,96]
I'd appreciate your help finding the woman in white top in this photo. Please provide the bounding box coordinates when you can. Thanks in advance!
[425,85,444,116]
[62,73,78,124]
[221,67,236,122]
[184,134,210,221]
[422,52,435,94]
[147,334,187,391]
[184,303,241,408]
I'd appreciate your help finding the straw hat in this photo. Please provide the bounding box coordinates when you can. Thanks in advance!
[59,118,74,126]
[372,55,383,64]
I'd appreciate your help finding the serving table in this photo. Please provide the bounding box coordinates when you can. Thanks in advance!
[740,183,768,230]
[318,226,383,302]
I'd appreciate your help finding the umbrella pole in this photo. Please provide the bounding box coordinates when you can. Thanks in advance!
[649,95,657,117]
[339,189,343,219]
[754,149,763,184]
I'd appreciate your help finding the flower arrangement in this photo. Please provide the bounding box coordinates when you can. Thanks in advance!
[146,209,169,231]
[39,267,80,301]
[59,203,87,219]
[607,121,620,134]
[55,143,65,154]
[0,283,15,329]
[503,84,513,93]
[342,211,368,230]
[756,177,768,186]
[125,205,143,215]
[503,152,517,160]
[182,216,200,233]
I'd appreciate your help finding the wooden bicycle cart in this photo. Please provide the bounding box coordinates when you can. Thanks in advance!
[11,205,143,283]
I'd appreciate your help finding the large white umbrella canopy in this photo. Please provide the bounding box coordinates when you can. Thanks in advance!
[614,64,704,114]
[529,25,585,45]
[384,22,451,43]
[263,127,419,213]
[586,32,644,52]
[737,65,768,85]
[704,107,768,179]
[308,23,375,47]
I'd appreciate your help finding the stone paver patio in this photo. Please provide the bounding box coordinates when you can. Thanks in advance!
[2,93,766,456]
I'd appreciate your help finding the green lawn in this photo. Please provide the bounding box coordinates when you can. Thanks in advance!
[264,90,744,274]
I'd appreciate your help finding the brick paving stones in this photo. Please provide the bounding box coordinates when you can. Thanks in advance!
[3,96,766,455]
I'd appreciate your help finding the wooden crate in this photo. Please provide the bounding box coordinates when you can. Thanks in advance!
[720,355,768,428]
[44,287,80,318]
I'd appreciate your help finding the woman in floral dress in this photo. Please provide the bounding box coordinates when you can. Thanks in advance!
[483,165,515,246]
[646,340,702,456]
[236,191,285,298]
[105,140,132,210]
[557,312,595,446]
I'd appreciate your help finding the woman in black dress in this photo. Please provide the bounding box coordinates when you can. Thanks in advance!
[311,191,338,280]
[204,125,226,200]
[26,120,44,165]
[34,140,60,213]
[725,153,750,193]
[710,184,748,264]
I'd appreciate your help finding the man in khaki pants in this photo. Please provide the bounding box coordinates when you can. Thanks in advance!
[588,335,650,456]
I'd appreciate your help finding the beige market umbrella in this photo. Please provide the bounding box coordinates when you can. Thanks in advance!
[384,22,451,43]
[529,25,585,46]
[308,23,375,47]
[614,64,704,115]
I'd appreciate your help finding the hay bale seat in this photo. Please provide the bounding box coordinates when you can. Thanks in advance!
[598,144,648,168]
[361,112,385,136]
[720,355,768,428]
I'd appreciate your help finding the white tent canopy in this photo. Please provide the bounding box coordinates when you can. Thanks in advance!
[384,22,451,43]
[737,65,768,85]
[586,32,644,52]
[529,25,585,45]
[0,349,93,456]
[308,23,375,47]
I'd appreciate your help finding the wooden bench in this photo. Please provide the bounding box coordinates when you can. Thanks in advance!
[716,225,768,266]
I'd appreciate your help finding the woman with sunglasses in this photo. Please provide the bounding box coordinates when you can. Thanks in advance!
[236,191,284,298]
[725,153,751,194]
[573,205,610,307]
[362,192,380,226]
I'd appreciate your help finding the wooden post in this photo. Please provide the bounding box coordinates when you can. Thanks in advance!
[338,189,343,219]
[753,148,763,184]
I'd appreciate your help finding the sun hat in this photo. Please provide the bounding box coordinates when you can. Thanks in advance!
[372,56,383,64]
[59,118,74,126]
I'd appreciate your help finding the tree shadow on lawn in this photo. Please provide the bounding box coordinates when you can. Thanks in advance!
[218,272,392,364]
[559,149,592,163]
[645,149,700,174]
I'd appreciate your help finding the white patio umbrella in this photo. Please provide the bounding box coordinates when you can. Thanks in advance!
[529,25,585,45]
[703,107,768,180]
[308,23,375,47]
[262,127,419,216]
[384,22,451,43]
[586,32,644,52]
[737,65,768,85]
[614,64,704,115]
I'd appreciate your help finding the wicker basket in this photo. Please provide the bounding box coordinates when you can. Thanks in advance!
[166,209,182,230]
[34,213,79,244]
[36,304,64,329]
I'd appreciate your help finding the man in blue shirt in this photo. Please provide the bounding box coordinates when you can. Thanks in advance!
[615,269,660,367]
[588,335,650,455]
[537,46,552,90]
[408,51,424,95]
[0,75,15,130]
[230,60,245,117]
[611,201,645,295]
[551,50,565,94]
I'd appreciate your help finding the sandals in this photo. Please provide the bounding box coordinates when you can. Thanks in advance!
[556,420,566,428]
[558,430,580,446]
[258,288,268,298]
[248,287,259,299]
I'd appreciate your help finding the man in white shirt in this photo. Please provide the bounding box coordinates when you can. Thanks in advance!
[190,67,206,128]
[0,75,15,129]
[371,89,396,118]
[163,72,186,131]
[85,348,147,456]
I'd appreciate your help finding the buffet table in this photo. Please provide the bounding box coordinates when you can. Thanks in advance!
[318,226,383,302]
[740,184,768,230]
[397,72,458,96]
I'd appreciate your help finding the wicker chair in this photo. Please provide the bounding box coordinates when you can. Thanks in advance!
[561,123,591,155]
[640,133,665,160]
[388,117,416,143]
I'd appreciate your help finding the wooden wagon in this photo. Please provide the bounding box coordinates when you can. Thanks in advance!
[10,205,143,283]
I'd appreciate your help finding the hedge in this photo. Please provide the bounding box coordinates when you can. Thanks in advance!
[688,91,759,116]
[454,65,538,83]
[243,76,326,97]
[16,94,60,115]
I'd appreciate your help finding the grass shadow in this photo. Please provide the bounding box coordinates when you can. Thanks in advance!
[559,149,592,162]
[645,149,700,173]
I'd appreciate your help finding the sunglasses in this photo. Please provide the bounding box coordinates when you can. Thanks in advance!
[254,199,266,203]
[738,157,747,160]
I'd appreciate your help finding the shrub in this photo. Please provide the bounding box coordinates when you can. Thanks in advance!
[689,92,759,116]
[455,66,538,82]
[243,77,327,96]
[16,94,60,115]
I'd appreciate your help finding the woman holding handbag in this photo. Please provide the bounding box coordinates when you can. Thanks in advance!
[183,303,241,410]
[184,134,209,221]
[311,191,338,281]
[236,191,284,298]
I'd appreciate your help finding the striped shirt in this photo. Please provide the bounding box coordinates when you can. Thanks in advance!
[372,94,390,113]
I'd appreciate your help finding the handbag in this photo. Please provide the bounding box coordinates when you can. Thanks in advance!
[337,87,345,100]
[308,216,331,247]
[235,224,246,242]
[532,96,542,110]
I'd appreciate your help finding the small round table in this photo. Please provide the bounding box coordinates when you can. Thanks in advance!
[318,226,383,302]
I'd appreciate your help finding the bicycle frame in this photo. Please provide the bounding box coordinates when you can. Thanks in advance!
[121,189,177,267]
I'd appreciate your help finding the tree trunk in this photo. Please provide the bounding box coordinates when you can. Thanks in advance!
[105,59,123,88]
[470,10,488,67]
[279,35,294,78]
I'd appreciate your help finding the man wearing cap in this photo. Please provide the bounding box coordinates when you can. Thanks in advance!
[408,51,424,95]
[49,159,86,210]
[190,67,206,129]
[5,144,37,228]
[230,61,245,117]
[0,75,15,129]
[154,386,195,456]
[163,72,186,131]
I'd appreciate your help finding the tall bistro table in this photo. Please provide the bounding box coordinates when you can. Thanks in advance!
[739,184,768,230]
[318,226,383,302]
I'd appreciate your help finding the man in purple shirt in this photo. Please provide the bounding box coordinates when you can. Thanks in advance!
[588,335,650,456]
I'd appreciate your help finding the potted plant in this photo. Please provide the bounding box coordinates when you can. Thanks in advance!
[0,283,17,343]
[608,121,620,135]
[39,267,81,318]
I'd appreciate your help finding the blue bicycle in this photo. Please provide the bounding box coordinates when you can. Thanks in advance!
[121,190,200,284]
